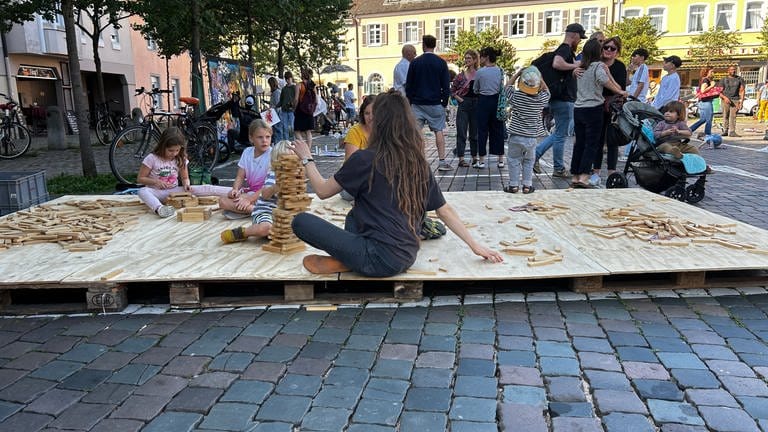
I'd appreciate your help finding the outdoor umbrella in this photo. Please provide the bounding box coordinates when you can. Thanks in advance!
[321,64,355,74]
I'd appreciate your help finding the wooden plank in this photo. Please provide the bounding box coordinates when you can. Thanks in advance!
[675,271,707,289]
[86,285,127,311]
[170,282,203,307]
[571,276,604,293]
[284,283,314,301]
[394,281,423,299]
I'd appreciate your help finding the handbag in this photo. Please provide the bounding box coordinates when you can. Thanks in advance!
[496,68,507,121]
[696,85,722,99]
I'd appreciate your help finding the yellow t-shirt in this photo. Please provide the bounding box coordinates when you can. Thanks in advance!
[343,124,369,160]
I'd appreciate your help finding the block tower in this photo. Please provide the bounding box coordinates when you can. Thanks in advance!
[262,154,313,254]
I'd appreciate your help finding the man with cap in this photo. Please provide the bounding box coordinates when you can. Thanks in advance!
[533,23,586,178]
[652,55,682,110]
[718,65,745,136]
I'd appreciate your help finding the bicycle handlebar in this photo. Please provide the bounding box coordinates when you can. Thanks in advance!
[135,87,174,96]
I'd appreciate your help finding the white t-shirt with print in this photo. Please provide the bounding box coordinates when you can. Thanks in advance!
[238,146,272,193]
[142,153,185,188]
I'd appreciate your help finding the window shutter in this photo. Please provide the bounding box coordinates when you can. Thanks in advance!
[599,7,607,27]
[383,24,388,45]
[362,25,368,46]
[574,9,580,23]
[562,11,569,30]
[435,19,441,49]
[492,15,499,30]
[398,22,403,44]
[418,20,424,40]
[526,13,533,36]
[537,12,543,35]
[502,14,509,36]
[470,17,476,32]
[457,18,463,31]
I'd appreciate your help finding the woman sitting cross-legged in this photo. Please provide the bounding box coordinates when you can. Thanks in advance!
[289,90,503,277]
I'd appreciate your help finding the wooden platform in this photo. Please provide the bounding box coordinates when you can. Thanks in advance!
[0,190,766,311]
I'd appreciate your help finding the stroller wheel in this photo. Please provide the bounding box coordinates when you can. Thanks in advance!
[606,172,628,189]
[685,184,705,204]
[665,186,686,202]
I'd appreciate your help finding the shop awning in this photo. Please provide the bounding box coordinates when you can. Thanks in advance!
[17,65,58,80]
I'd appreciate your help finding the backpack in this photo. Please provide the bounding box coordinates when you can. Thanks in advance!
[279,84,296,112]
[531,48,570,100]
[297,81,317,115]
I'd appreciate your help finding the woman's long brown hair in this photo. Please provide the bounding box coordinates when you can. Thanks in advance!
[153,126,187,169]
[367,90,430,236]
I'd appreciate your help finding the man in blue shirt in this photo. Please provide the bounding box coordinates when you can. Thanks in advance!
[652,56,682,111]
[406,35,452,171]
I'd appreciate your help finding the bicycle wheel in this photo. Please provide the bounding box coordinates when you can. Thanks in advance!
[95,116,117,146]
[0,122,32,159]
[110,125,159,184]
[190,123,219,172]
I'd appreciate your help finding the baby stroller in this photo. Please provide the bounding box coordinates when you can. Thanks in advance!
[605,100,707,204]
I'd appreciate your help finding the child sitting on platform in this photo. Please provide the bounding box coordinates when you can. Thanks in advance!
[218,119,273,218]
[653,101,697,159]
[220,140,293,243]
[137,127,229,218]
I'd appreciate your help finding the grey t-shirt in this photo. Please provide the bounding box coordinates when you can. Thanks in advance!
[473,66,503,96]
[574,62,610,109]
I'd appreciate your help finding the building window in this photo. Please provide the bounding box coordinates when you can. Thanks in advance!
[648,7,665,32]
[580,8,599,32]
[509,14,526,36]
[110,27,120,50]
[337,42,347,59]
[688,5,707,32]
[171,79,180,111]
[150,75,162,109]
[367,24,382,45]
[146,37,157,51]
[715,4,735,30]
[43,3,64,28]
[475,16,493,32]
[623,8,641,19]
[441,18,457,49]
[745,2,764,30]
[403,21,419,43]
[544,11,562,34]
[366,73,384,95]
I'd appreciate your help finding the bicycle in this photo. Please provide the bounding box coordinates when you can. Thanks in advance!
[94,99,130,146]
[0,93,32,159]
[109,87,219,184]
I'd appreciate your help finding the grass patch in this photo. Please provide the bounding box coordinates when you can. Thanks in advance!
[47,173,118,195]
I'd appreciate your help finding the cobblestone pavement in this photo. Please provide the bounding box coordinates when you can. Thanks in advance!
[0,120,767,431]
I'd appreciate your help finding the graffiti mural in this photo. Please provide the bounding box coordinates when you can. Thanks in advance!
[206,58,256,138]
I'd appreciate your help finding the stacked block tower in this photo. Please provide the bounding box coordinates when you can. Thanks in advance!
[262,154,313,254]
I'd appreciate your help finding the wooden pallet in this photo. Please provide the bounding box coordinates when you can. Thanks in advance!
[571,269,768,292]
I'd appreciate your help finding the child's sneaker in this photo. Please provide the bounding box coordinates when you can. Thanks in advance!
[588,173,601,186]
[220,226,247,244]
[156,205,175,218]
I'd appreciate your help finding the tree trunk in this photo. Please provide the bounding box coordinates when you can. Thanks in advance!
[190,0,205,114]
[276,30,286,76]
[63,0,97,177]
[91,15,106,107]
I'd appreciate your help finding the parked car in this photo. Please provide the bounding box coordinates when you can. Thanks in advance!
[686,95,758,118]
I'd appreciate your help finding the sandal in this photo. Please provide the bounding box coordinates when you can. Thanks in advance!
[522,185,535,194]
[220,226,248,244]
[503,185,519,193]
[458,159,470,168]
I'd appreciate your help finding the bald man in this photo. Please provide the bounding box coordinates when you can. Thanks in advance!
[393,44,416,95]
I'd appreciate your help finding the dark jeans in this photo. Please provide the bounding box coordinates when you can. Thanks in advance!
[475,94,504,157]
[572,105,604,176]
[292,212,407,277]
[455,97,478,157]
[593,110,618,171]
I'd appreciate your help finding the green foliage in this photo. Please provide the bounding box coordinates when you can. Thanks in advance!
[759,20,768,60]
[47,173,118,195]
[449,27,518,73]
[0,0,55,33]
[599,16,665,65]
[689,27,742,64]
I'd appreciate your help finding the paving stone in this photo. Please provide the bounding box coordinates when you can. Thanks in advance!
[378,344,418,362]
[456,358,495,377]
[415,351,455,369]
[282,318,322,336]
[326,366,370,387]
[698,406,760,432]
[109,363,162,386]
[256,345,301,362]
[496,321,533,336]
[0,412,53,432]
[60,343,108,363]
[647,399,705,426]
[0,401,22,422]
[50,402,115,429]
[403,387,452,412]
[740,354,768,368]
[497,336,534,351]
[257,395,312,423]
[449,397,497,422]
[623,361,671,380]
[540,357,581,376]
[685,389,739,408]
[141,412,201,432]
[226,335,270,354]
[166,387,223,413]
[545,376,587,402]
[670,369,721,389]
[533,327,569,341]
[85,351,137,371]
[658,352,707,370]
[363,378,409,402]
[584,370,632,391]
[275,374,322,396]
[300,406,352,431]
[59,369,112,392]
[572,337,613,353]
[706,359,756,377]
[633,379,684,401]
[313,328,350,344]
[458,343,494,359]
[208,352,255,372]
[578,352,622,372]
[498,403,547,432]
[448,420,497,432]
[418,335,456,352]
[81,383,135,405]
[28,360,83,381]
[287,357,331,376]
[603,412,656,432]
[551,416,603,431]
[382,329,420,345]
[691,344,739,361]
[738,396,768,418]
[606,331,648,347]
[502,385,547,408]
[0,341,37,359]
[242,361,286,382]
[616,346,658,363]
[566,323,605,338]
[0,368,26,391]
[549,401,594,418]
[3,351,57,371]
[352,322,390,336]
[251,421,295,431]
[345,424,394,432]
[352,399,402,426]
[199,402,259,430]
[593,389,647,414]
[647,336,693,353]
[411,368,453,388]
[536,341,576,358]
[220,379,273,404]
[498,366,543,387]
[90,418,144,432]
[345,335,385,351]
[459,330,495,344]
[497,350,536,367]
[453,376,498,398]
[681,330,725,345]
[114,336,158,354]
[162,356,210,378]
[720,376,768,396]
[25,388,84,416]
[314,385,365,409]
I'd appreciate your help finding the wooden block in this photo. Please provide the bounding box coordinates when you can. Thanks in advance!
[176,208,211,222]
[394,281,423,299]
[571,276,604,293]
[284,283,314,301]
[170,282,203,307]
[197,196,219,206]
[675,271,706,289]
[262,242,306,254]
[86,285,127,311]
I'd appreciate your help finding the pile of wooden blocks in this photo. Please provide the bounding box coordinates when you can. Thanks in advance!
[262,154,313,254]
[166,192,199,208]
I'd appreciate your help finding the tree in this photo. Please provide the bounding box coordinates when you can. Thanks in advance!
[449,26,517,73]
[598,16,665,65]
[758,20,768,59]
[0,0,54,33]
[689,27,742,65]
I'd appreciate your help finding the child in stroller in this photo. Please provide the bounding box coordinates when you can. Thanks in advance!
[606,100,708,203]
